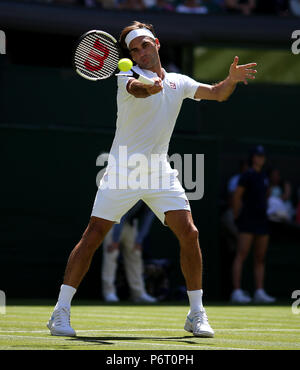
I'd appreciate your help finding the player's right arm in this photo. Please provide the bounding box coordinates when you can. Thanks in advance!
[127,77,163,98]
[232,185,245,220]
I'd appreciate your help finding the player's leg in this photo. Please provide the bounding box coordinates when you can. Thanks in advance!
[64,216,115,289]
[164,210,202,291]
[63,185,141,292]
[48,183,142,336]
[253,234,275,302]
[164,209,214,337]
[142,174,213,336]
[47,216,114,336]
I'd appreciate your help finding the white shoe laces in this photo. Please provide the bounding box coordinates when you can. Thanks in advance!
[192,309,209,327]
[54,306,71,328]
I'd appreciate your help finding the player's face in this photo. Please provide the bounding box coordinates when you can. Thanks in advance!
[129,36,160,71]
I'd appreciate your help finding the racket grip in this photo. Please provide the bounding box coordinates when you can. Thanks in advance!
[116,71,155,85]
[136,74,154,86]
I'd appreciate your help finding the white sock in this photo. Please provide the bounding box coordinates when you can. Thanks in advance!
[55,284,76,309]
[187,289,203,315]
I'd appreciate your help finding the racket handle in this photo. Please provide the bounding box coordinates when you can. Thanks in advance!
[135,73,155,86]
[116,71,155,86]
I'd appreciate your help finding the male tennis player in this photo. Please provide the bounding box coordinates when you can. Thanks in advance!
[47,21,257,338]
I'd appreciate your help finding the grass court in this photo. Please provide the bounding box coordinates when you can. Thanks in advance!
[0,300,299,350]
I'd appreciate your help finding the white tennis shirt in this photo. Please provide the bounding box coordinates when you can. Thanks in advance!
[107,65,201,175]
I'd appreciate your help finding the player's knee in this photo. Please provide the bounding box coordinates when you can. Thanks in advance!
[81,221,110,252]
[188,227,199,245]
[180,224,199,244]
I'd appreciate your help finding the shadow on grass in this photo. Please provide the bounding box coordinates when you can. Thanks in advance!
[68,335,213,347]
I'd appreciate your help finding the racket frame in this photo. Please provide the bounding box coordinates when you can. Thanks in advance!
[74,29,154,86]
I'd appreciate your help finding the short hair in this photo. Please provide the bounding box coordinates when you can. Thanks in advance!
[119,21,156,51]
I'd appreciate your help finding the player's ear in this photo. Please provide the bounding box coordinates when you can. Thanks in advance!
[129,51,136,63]
[155,38,160,50]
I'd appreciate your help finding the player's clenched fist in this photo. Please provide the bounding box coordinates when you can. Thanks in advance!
[144,77,163,95]
[127,77,163,98]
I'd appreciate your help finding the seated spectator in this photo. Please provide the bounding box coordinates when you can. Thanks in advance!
[143,0,157,8]
[84,0,97,7]
[290,0,300,16]
[117,0,146,10]
[267,168,294,222]
[255,0,289,15]
[205,0,227,13]
[278,0,291,15]
[150,0,175,11]
[52,0,78,4]
[176,0,209,14]
[99,0,118,8]
[224,0,256,15]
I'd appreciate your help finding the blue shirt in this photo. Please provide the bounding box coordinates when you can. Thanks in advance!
[238,168,269,223]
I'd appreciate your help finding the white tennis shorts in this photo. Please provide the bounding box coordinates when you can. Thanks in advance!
[91,169,191,225]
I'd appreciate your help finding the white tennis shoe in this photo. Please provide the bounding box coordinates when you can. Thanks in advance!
[184,309,214,338]
[47,305,76,337]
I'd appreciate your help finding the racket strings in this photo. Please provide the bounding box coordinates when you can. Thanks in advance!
[75,52,118,76]
[78,36,117,52]
[74,32,120,80]
[77,40,119,62]
[76,46,119,71]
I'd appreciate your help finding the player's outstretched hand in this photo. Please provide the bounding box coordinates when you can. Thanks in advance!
[229,56,257,85]
[145,77,163,95]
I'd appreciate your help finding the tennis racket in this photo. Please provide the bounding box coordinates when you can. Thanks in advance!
[74,30,154,85]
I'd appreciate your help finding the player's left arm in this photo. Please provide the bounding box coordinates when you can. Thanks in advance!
[194,56,257,102]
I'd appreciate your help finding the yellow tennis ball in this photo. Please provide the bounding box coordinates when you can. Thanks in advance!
[118,58,133,72]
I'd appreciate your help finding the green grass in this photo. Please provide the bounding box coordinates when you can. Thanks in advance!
[0,300,299,350]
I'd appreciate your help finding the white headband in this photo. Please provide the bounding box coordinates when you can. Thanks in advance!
[125,28,155,49]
